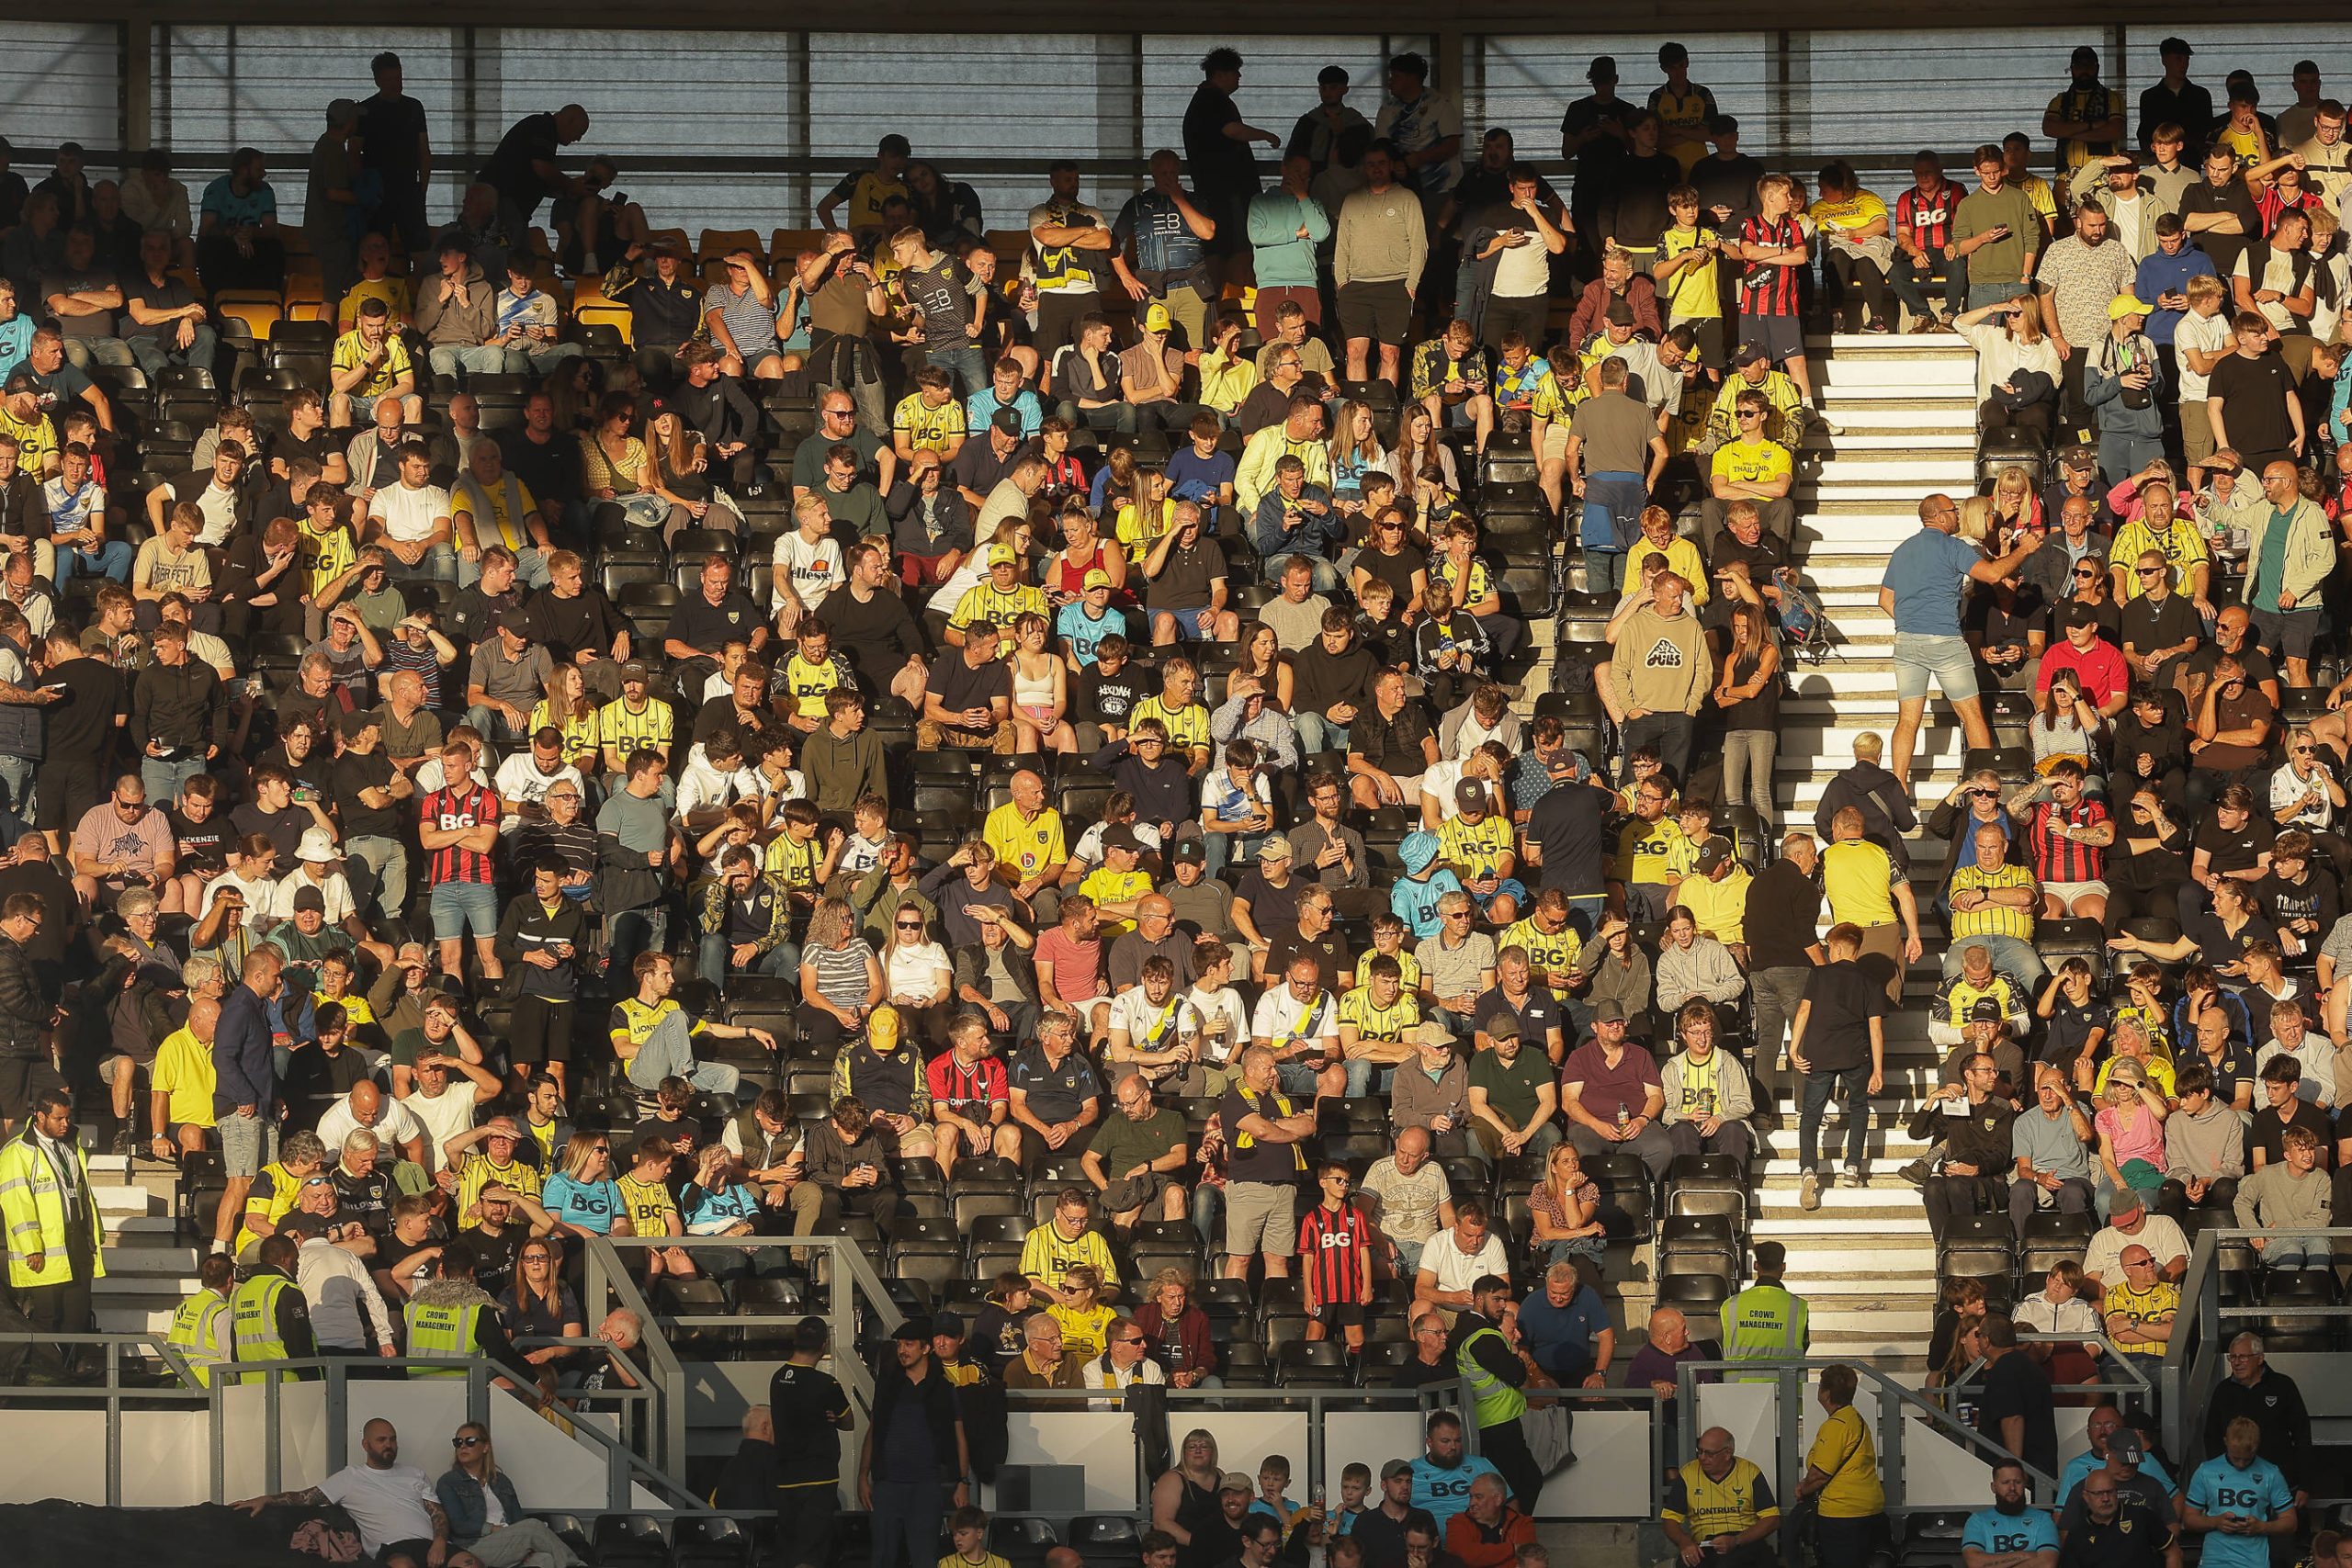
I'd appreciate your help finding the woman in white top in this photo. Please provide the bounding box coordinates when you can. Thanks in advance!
[881,907,955,1050]
[1008,611,1075,754]
[1955,294,2064,435]
[1380,405,1460,517]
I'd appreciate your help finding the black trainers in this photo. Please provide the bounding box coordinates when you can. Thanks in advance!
[1895,1158,1929,1187]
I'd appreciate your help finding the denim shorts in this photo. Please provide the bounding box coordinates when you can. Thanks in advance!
[218,1105,275,1179]
[1160,605,1215,638]
[430,880,500,940]
[1893,632,1981,703]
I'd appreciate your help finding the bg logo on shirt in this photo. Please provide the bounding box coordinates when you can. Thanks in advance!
[1643,637,1687,669]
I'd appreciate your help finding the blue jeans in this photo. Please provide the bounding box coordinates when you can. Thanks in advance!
[607,904,669,982]
[54,538,133,590]
[927,344,989,399]
[1968,280,2028,310]
[0,755,33,820]
[128,324,219,377]
[1940,932,2045,989]
[458,546,552,591]
[1889,245,1967,319]
[1203,828,1266,879]
[141,754,209,806]
[428,344,509,378]
[387,541,459,583]
[696,931,798,991]
[2262,1235,2330,1269]
[503,343,584,376]
[429,881,499,941]
[1341,1060,1396,1099]
[1800,1065,1872,1174]
[1295,711,1351,754]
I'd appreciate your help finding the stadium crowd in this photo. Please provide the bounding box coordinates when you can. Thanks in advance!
[0,27,2346,1568]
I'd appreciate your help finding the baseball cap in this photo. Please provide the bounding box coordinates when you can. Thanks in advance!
[893,1315,933,1342]
[2063,446,2098,470]
[1102,825,1141,854]
[1604,300,1636,327]
[1082,568,1112,591]
[1143,302,1172,333]
[1968,998,2007,1023]
[338,708,381,740]
[2109,1187,2146,1217]
[1696,836,1732,873]
[1171,837,1205,864]
[1258,832,1294,861]
[618,661,649,682]
[291,886,327,913]
[1591,999,1628,1024]
[931,1311,966,1341]
[2110,1430,2146,1463]
[2109,293,2155,321]
[2,370,37,395]
[279,1211,333,1239]
[1732,343,1771,368]
[987,543,1019,568]
[494,608,531,635]
[1483,1014,1522,1043]
[1219,1472,1257,1495]
[1453,778,1489,808]
[991,408,1024,435]
[1381,1459,1416,1482]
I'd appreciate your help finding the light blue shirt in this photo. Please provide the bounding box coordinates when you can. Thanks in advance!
[1883,526,1984,637]
[1409,1453,1501,1529]
[1245,191,1332,288]
[1962,1506,2060,1556]
[2058,1448,2174,1502]
[0,315,33,384]
[2184,1454,2293,1568]
[1392,869,1464,940]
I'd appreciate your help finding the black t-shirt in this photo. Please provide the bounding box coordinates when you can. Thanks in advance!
[523,586,626,661]
[2181,908,2277,969]
[2117,591,2200,657]
[666,589,764,654]
[2177,181,2262,278]
[1233,869,1302,939]
[1265,928,1352,993]
[1797,959,1888,1072]
[2192,1043,2258,1107]
[328,1164,396,1234]
[481,111,561,214]
[2057,1501,2171,1568]
[498,428,581,506]
[232,802,310,862]
[1350,700,1432,775]
[2258,867,2339,940]
[122,271,197,340]
[271,426,334,476]
[1613,152,1682,249]
[333,749,401,840]
[1145,536,1223,612]
[1973,1348,2058,1480]
[2250,1100,2333,1168]
[1972,599,2042,662]
[2193,811,2275,877]
[2182,640,2277,693]
[1219,1087,1305,1184]
[1182,84,1257,197]
[1354,544,1428,609]
[470,1224,526,1301]
[288,1043,373,1104]
[358,93,429,184]
[824,585,925,681]
[769,1361,852,1486]
[1527,782,1607,897]
[2206,350,2300,455]
[40,652,121,761]
[2041,992,2104,1067]
[1077,661,1151,726]
[169,806,233,875]
[947,437,1012,502]
[925,654,1011,727]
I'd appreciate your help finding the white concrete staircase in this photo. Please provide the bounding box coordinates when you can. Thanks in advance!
[76,1139,196,1337]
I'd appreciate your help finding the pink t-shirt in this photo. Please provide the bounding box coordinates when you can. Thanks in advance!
[71,801,175,876]
[2097,1102,2165,1172]
[1034,928,1105,1004]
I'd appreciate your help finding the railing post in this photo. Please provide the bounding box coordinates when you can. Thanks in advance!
[1775,1367,1802,1566]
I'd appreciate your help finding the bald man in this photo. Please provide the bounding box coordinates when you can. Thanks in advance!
[316,1077,429,1168]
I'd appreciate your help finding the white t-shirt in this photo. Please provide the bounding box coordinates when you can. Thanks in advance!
[2174,308,2234,403]
[2015,1292,2102,1339]
[318,1461,438,1553]
[1419,1226,1510,1292]
[2271,761,2335,832]
[369,481,453,546]
[1185,984,1250,1068]
[2255,1037,2338,1108]
[2081,1213,2189,1285]
[273,868,357,925]
[2231,250,2306,333]
[399,1083,481,1176]
[673,745,763,821]
[493,755,585,829]
[1110,984,1202,1051]
[773,531,844,613]
[1070,818,1162,870]
[1250,987,1340,1052]
[200,869,287,927]
[885,941,952,1002]
[314,1096,426,1158]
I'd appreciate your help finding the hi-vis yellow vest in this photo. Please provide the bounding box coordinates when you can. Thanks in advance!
[168,1290,232,1388]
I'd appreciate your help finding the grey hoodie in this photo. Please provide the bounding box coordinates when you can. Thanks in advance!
[414,264,497,348]
[2164,1102,2247,1181]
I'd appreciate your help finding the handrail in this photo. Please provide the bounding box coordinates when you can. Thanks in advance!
[2164,1223,2352,1467]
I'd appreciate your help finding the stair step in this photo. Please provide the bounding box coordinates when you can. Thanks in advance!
[96,1187,159,1216]
[96,1273,196,1297]
[96,1305,175,1335]
[102,1243,198,1274]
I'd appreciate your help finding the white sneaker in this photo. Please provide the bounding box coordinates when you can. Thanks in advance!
[1845,1164,1870,1189]
[1800,1171,1822,1212]
[1809,404,1843,436]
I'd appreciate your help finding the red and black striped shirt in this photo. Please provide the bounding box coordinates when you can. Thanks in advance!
[1738,215,1805,316]
[423,784,501,886]
[1895,182,1958,251]
[1297,1199,1373,1308]
[2027,797,2109,886]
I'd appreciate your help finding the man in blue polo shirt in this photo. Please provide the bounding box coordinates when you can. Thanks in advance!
[1881,491,2044,788]
[2183,1418,2296,1568]
[1408,1409,1501,1531]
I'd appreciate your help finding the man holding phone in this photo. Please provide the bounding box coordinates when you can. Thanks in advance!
[1953,144,2041,310]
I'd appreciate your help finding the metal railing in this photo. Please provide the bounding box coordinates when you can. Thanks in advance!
[2165,1224,2352,1471]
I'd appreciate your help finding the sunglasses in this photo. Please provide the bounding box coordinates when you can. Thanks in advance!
[2136,566,2165,577]
[454,1435,484,1448]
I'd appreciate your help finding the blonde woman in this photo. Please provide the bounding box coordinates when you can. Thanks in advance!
[437,1421,585,1565]
[1955,294,2062,435]
[881,905,956,1049]
[1527,1142,1606,1274]
[797,897,885,1056]
[1329,398,1387,515]
[2094,1059,2169,1217]
[1714,600,1781,828]
[1009,611,1076,754]
[530,664,601,775]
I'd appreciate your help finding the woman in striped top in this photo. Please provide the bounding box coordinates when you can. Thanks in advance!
[797,896,885,1055]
